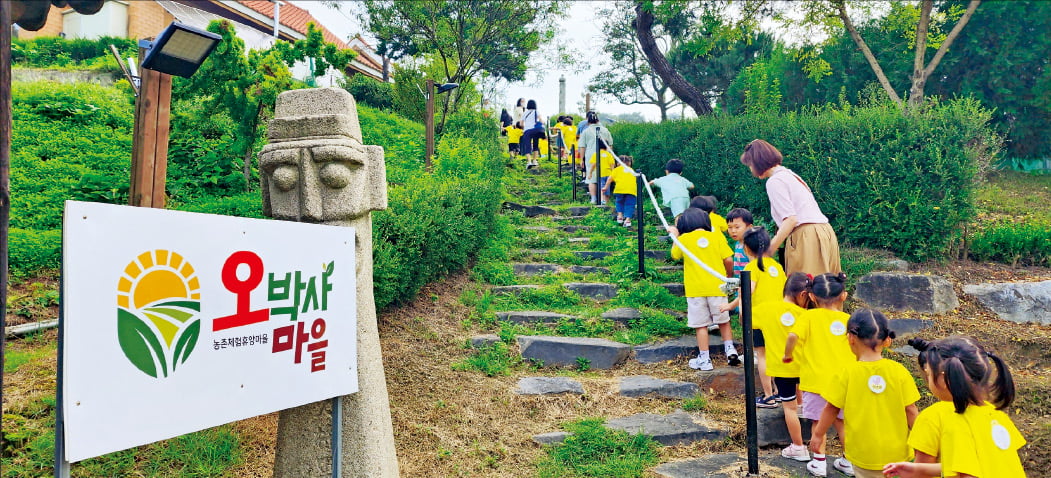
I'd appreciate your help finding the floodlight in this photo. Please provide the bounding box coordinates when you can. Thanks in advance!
[436,83,459,95]
[140,22,222,78]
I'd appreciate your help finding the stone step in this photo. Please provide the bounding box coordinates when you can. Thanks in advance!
[605,411,727,446]
[521,226,552,233]
[568,237,590,244]
[695,366,762,396]
[533,432,572,446]
[574,250,612,260]
[756,407,832,447]
[562,282,618,301]
[654,451,819,478]
[856,272,959,314]
[516,376,584,395]
[634,335,742,364]
[661,283,685,296]
[567,205,612,216]
[619,376,699,399]
[502,202,557,218]
[560,225,592,233]
[470,334,500,348]
[601,307,642,325]
[512,263,561,275]
[518,335,631,369]
[888,318,934,336]
[644,250,669,260]
[495,311,575,325]
[657,266,683,272]
[965,279,1051,325]
[569,265,609,275]
[491,284,541,295]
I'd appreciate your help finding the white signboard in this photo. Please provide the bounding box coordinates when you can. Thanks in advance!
[61,201,357,462]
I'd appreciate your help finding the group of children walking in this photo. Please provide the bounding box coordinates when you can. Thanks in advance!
[658,175,1027,477]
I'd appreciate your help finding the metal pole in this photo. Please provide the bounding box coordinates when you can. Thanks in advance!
[593,125,601,205]
[330,396,342,477]
[556,130,562,178]
[55,262,70,477]
[636,175,644,276]
[570,145,577,202]
[741,270,759,474]
[1,0,13,460]
[425,79,434,171]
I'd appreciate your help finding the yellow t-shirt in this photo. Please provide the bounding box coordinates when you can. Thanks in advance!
[911,402,1027,478]
[823,358,920,470]
[791,308,853,395]
[538,137,549,155]
[587,150,616,177]
[557,123,577,148]
[671,229,733,298]
[744,259,786,307]
[610,166,638,196]
[752,300,803,378]
[710,212,728,233]
[506,126,523,144]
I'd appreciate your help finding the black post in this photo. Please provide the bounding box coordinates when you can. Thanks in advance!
[636,174,645,276]
[570,145,577,202]
[1,0,12,406]
[593,125,601,205]
[741,270,759,474]
[556,130,562,179]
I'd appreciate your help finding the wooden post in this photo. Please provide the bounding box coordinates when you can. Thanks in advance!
[585,93,591,113]
[424,79,435,171]
[129,44,172,209]
[2,0,14,404]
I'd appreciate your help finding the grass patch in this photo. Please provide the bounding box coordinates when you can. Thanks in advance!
[452,341,521,377]
[536,418,660,478]
[681,395,707,412]
[976,170,1051,223]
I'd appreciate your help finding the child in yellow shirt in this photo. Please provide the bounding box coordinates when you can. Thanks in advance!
[668,208,736,371]
[809,309,921,478]
[783,272,855,477]
[690,195,728,234]
[586,139,616,205]
[602,156,638,228]
[752,272,812,462]
[883,336,1026,478]
[720,226,786,405]
[505,123,523,161]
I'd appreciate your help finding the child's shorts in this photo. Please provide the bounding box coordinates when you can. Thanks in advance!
[508,143,519,154]
[752,329,765,347]
[800,391,844,421]
[668,197,690,217]
[686,296,730,328]
[773,377,799,402]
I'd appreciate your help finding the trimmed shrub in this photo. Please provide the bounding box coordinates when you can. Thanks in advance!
[969,221,1051,267]
[9,229,62,278]
[12,36,137,72]
[343,74,393,110]
[610,99,1001,260]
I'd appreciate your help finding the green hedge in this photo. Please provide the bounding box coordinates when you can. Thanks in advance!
[10,80,504,310]
[609,99,1001,260]
[969,221,1051,267]
[12,36,137,72]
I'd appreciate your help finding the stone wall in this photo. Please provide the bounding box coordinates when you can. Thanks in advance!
[13,68,121,86]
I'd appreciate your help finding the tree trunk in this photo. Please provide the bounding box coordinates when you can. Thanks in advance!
[243,102,265,191]
[908,0,982,107]
[836,1,903,105]
[634,2,712,116]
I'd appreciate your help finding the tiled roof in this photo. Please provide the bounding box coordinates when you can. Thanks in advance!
[239,0,348,49]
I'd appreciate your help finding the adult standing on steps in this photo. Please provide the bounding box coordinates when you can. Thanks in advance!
[578,111,613,204]
[740,139,841,276]
[520,100,544,169]
[513,98,526,124]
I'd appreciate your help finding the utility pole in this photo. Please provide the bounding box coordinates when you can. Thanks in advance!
[559,75,566,114]
[585,93,591,113]
[425,79,435,170]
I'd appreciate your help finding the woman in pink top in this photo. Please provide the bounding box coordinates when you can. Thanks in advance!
[739,139,841,276]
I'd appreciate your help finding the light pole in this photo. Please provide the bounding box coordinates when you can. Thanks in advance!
[424,80,459,170]
[129,22,220,208]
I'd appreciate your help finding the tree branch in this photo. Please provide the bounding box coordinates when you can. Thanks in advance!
[634,1,712,115]
[923,0,981,77]
[836,0,903,105]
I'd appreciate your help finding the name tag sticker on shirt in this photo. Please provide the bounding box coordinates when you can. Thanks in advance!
[830,321,846,336]
[769,267,780,278]
[696,237,709,248]
[780,312,795,327]
[991,421,1012,450]
[868,375,887,394]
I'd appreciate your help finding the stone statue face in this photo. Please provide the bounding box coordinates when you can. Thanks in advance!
[261,141,385,222]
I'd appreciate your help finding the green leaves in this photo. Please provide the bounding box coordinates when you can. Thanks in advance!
[117,309,169,378]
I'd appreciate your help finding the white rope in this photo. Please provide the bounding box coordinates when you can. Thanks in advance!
[587,135,737,289]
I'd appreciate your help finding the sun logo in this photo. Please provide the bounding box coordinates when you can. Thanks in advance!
[116,250,201,378]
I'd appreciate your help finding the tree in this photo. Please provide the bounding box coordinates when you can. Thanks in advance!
[634,1,712,116]
[361,0,563,133]
[786,0,981,107]
[590,2,681,121]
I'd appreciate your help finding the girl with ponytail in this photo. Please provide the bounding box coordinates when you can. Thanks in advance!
[782,272,855,476]
[883,336,1026,478]
[809,309,920,478]
[719,227,786,405]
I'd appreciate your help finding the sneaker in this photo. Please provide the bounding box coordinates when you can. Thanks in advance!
[833,458,854,476]
[688,355,714,371]
[725,344,741,366]
[756,395,780,408]
[707,324,720,332]
[616,217,625,224]
[623,219,632,227]
[806,459,827,477]
[781,444,810,462]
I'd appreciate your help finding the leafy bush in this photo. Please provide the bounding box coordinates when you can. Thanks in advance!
[536,418,660,478]
[8,229,61,279]
[12,36,136,72]
[969,221,1051,267]
[344,74,393,110]
[610,98,1001,261]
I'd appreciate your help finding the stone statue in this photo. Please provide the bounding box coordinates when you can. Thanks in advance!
[261,88,398,477]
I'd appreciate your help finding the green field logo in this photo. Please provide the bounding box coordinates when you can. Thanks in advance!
[116,250,202,378]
